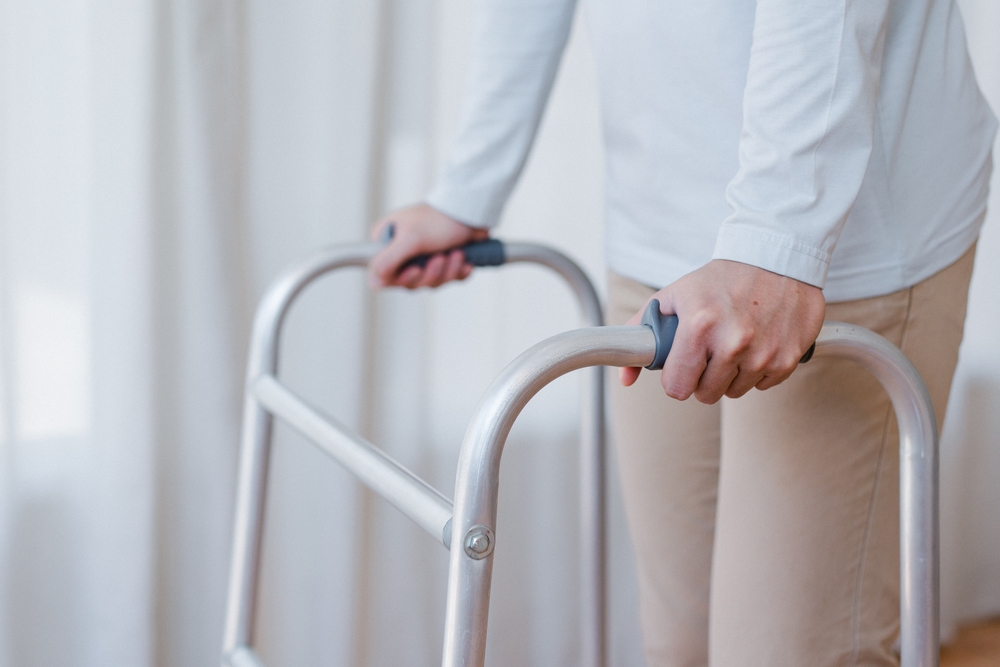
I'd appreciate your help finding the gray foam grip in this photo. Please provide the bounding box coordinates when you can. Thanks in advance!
[459,239,505,266]
[402,239,505,270]
[380,224,506,270]
[640,299,678,371]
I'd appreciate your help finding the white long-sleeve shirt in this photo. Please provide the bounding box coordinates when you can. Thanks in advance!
[426,0,997,301]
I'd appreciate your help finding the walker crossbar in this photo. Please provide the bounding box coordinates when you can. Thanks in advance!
[442,321,938,667]
[252,374,454,547]
[221,241,607,667]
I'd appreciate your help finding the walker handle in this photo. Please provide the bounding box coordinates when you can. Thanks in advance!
[403,239,506,270]
[640,299,678,370]
[379,223,507,271]
[640,299,817,371]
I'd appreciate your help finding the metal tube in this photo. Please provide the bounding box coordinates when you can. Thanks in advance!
[813,322,939,667]
[503,242,608,667]
[225,646,268,667]
[222,240,609,664]
[253,374,454,546]
[222,242,379,657]
[443,327,654,667]
[578,363,607,667]
[443,322,938,667]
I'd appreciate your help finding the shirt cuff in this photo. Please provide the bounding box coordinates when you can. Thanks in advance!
[712,225,831,288]
[426,181,504,230]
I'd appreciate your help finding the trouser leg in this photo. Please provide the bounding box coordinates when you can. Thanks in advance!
[709,244,975,666]
[608,271,720,667]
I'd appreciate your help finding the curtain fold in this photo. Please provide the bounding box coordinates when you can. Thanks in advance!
[1,1,158,666]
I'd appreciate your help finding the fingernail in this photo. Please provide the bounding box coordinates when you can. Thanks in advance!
[378,223,395,244]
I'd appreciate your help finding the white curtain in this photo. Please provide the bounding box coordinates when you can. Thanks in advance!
[0,1,996,666]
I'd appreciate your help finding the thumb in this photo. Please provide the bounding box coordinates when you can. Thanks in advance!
[370,233,424,286]
[620,366,641,386]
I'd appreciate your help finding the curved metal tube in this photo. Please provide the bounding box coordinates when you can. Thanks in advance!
[813,323,939,667]
[222,241,608,662]
[444,322,937,667]
[223,243,378,653]
[443,327,652,667]
[503,241,608,666]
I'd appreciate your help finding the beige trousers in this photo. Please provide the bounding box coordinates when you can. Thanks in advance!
[607,244,976,667]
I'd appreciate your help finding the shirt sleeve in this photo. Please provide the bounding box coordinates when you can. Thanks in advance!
[425,0,578,228]
[712,0,891,288]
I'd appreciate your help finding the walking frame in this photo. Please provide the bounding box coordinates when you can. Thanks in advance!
[221,240,940,667]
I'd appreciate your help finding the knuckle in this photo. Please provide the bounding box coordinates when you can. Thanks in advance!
[746,349,774,374]
[715,333,752,364]
[716,324,755,360]
[784,350,802,370]
[734,325,755,350]
[714,342,742,364]
[687,310,715,337]
[768,351,799,375]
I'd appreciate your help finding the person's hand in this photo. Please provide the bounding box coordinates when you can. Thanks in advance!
[369,203,490,289]
[620,260,825,403]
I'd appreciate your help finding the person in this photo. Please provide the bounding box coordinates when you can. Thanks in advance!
[368,0,996,665]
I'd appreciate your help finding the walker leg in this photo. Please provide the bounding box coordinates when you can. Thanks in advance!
[441,523,497,667]
[580,365,606,667]
[222,397,273,662]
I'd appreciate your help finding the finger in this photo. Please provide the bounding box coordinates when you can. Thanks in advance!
[370,233,424,286]
[659,316,710,400]
[660,349,708,400]
[619,366,641,387]
[439,249,468,284]
[721,366,765,399]
[688,320,760,402]
[755,374,785,391]
[414,253,448,288]
[457,263,474,281]
[725,343,801,395]
[693,358,741,404]
[753,362,798,391]
[396,265,424,289]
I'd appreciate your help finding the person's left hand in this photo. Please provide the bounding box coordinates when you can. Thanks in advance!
[620,260,826,404]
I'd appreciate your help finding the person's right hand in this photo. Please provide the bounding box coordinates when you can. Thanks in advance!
[369,203,489,289]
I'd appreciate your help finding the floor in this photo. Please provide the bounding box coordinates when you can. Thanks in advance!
[941,617,1000,667]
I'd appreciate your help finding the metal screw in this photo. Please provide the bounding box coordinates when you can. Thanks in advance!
[468,533,489,553]
[463,525,495,560]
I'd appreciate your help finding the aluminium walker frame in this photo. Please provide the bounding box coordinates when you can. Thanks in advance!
[221,240,940,667]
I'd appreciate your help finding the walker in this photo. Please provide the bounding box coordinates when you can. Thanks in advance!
[220,240,940,667]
